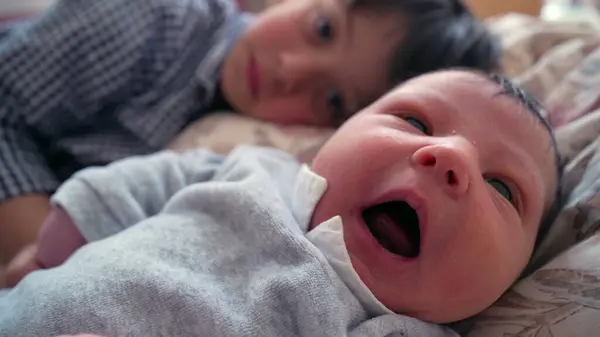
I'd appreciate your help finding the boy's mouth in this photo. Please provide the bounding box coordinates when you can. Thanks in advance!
[362,201,421,258]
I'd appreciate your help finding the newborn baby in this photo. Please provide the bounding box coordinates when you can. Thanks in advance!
[0,70,563,337]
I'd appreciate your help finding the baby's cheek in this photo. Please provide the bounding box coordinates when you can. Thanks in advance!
[424,261,508,322]
[433,235,523,307]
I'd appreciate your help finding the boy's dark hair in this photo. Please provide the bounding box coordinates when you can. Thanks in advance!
[352,0,501,84]
[488,74,566,249]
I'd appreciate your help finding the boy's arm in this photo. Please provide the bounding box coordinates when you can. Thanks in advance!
[0,195,51,264]
[0,0,234,262]
[0,88,59,263]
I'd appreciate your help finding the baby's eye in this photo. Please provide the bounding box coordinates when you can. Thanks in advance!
[315,16,334,42]
[403,117,429,134]
[487,178,512,202]
[327,90,345,123]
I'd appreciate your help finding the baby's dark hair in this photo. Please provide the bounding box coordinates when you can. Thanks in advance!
[487,74,566,249]
[350,0,501,84]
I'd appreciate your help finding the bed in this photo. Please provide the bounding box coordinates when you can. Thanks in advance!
[168,10,600,337]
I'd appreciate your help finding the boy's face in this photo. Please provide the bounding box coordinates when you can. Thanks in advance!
[220,0,402,126]
[310,71,558,323]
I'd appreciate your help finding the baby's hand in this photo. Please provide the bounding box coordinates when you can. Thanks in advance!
[2,244,43,288]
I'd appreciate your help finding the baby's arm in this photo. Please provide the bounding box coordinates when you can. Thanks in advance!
[52,149,225,244]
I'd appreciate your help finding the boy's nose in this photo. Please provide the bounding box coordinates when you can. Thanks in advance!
[411,138,478,197]
[276,53,324,95]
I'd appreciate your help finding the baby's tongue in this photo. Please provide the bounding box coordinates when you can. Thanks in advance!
[363,208,417,258]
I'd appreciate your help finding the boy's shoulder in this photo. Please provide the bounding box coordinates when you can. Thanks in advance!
[110,0,240,22]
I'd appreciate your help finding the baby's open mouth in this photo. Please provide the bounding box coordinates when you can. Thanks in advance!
[362,201,421,258]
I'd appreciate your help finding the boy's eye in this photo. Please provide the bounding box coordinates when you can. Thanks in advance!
[487,178,512,202]
[327,90,345,122]
[315,16,334,42]
[403,117,429,134]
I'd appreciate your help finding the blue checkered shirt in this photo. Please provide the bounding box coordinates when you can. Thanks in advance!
[0,0,251,202]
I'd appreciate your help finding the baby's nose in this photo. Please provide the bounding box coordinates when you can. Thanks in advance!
[412,140,477,197]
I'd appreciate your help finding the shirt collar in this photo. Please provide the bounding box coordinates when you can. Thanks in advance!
[291,164,328,233]
[290,164,394,316]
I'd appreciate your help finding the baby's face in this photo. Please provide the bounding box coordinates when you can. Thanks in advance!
[310,70,558,323]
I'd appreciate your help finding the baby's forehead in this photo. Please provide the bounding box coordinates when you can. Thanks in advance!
[398,70,502,95]
[393,70,538,123]
[386,71,522,116]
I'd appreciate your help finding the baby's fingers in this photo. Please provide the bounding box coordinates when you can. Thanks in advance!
[4,244,42,288]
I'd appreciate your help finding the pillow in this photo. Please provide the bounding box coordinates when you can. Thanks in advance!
[465,233,600,337]
[486,13,600,127]
[168,112,334,163]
